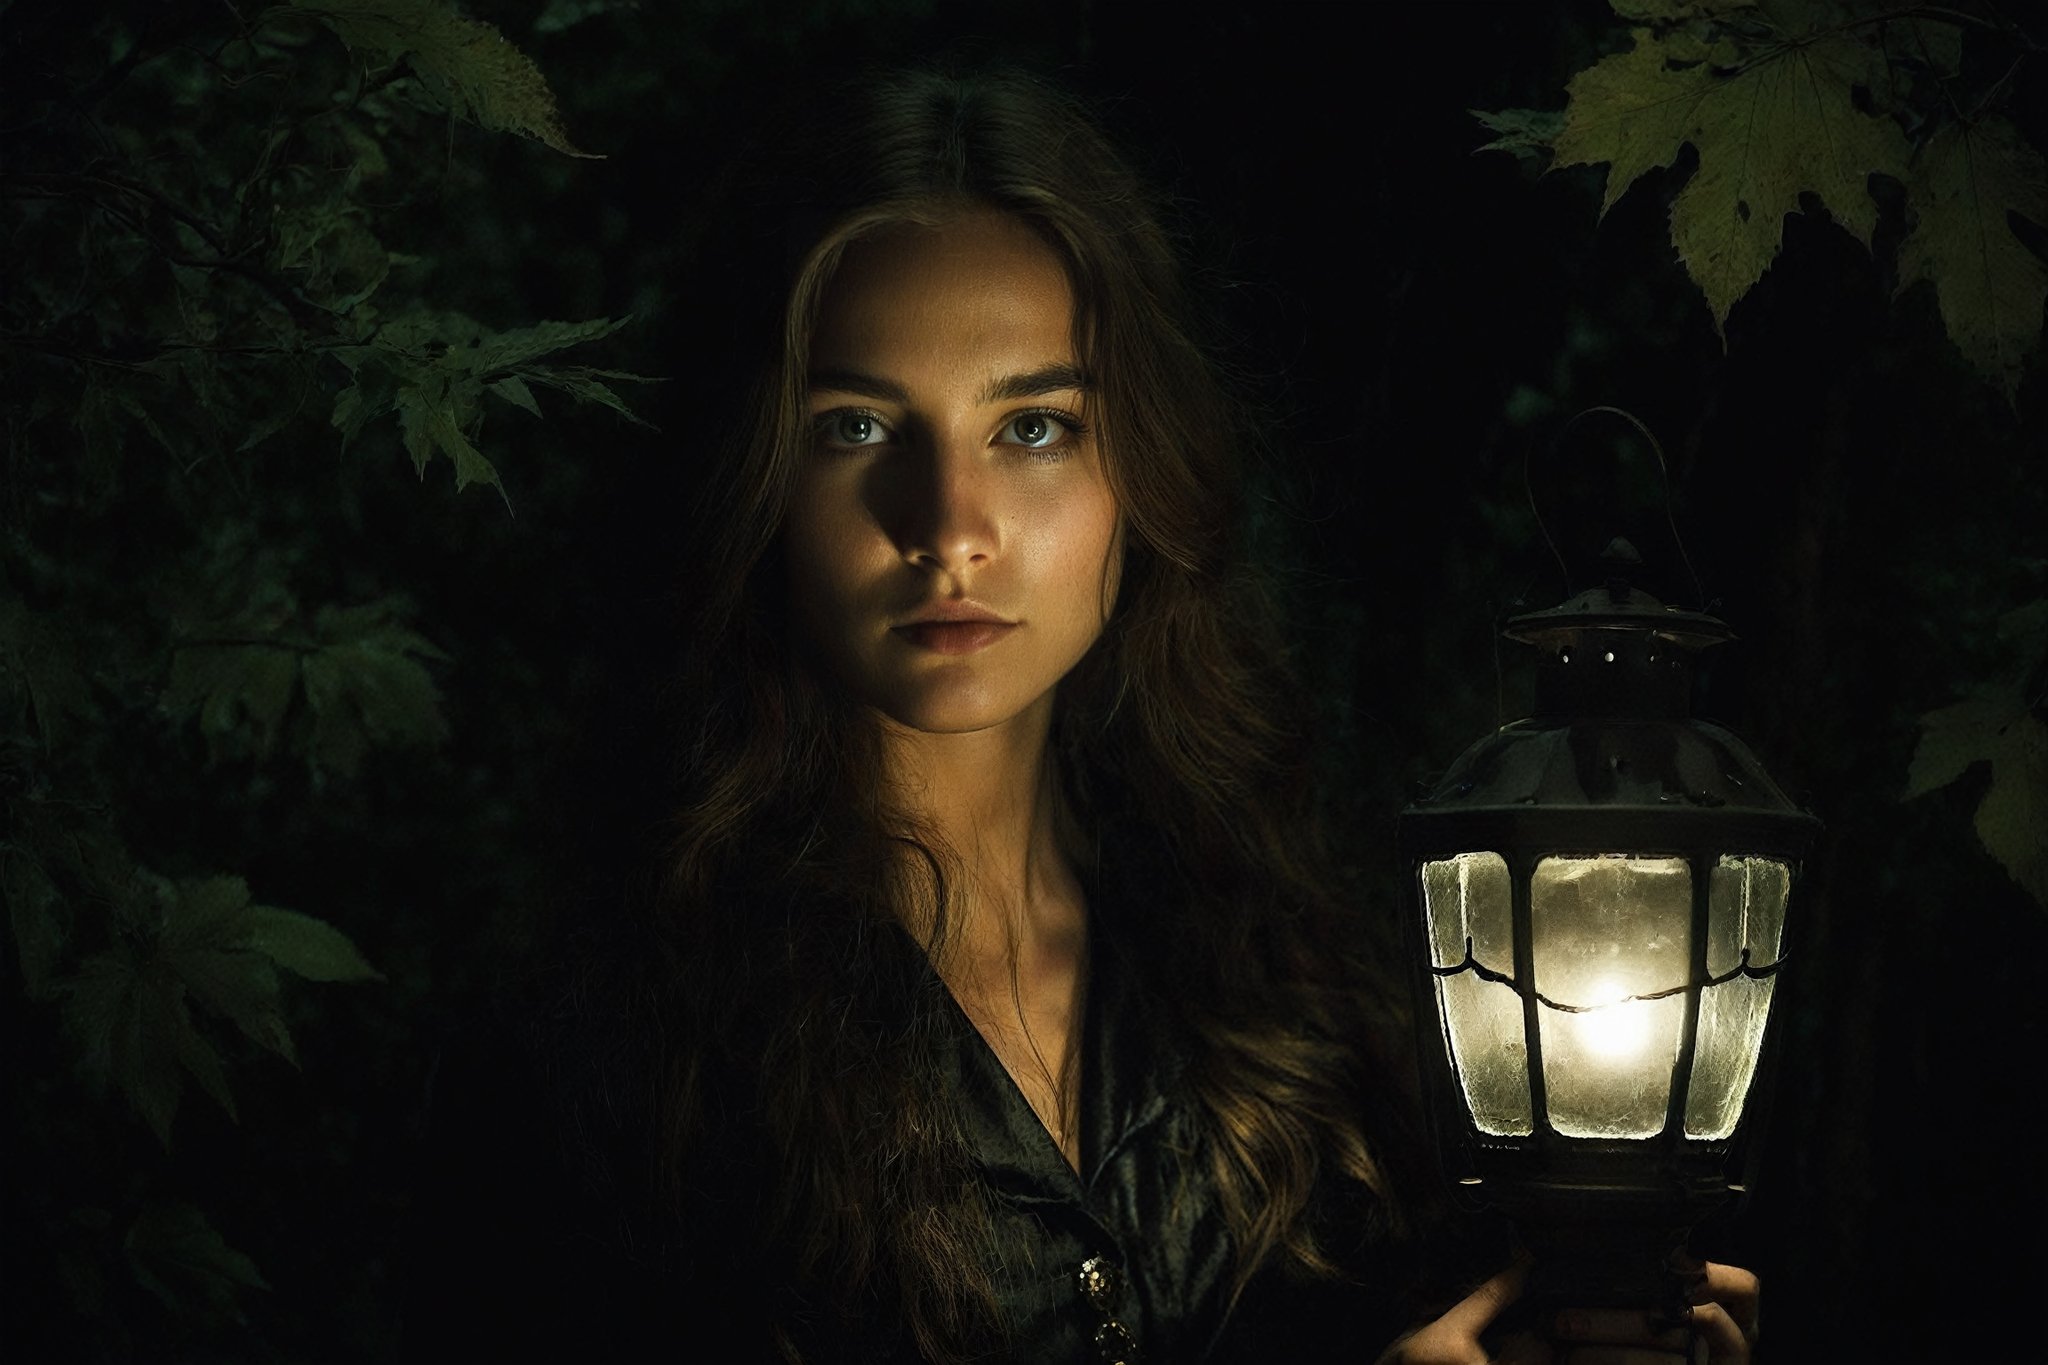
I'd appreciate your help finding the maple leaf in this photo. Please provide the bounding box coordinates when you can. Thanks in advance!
[1609,0,1757,20]
[295,0,597,158]
[523,365,658,426]
[246,904,383,983]
[164,640,301,763]
[395,374,508,508]
[487,374,542,416]
[1895,117,2048,404]
[335,312,650,501]
[126,1201,269,1322]
[62,948,192,1143]
[464,316,630,374]
[301,602,451,777]
[3,847,69,1000]
[1472,108,1566,162]
[1905,603,2048,912]
[1551,18,1911,335]
[56,874,384,1142]
[0,592,99,753]
[1874,11,1962,83]
[169,596,450,775]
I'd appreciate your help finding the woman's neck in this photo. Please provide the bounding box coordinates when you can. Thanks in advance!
[880,694,1091,1170]
[879,693,1085,970]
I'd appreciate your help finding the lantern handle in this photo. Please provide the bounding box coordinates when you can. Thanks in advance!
[1524,406,1709,611]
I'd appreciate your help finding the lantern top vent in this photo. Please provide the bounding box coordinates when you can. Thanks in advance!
[1505,539,1732,655]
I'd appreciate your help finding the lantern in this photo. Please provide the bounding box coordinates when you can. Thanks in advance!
[1398,540,1818,1307]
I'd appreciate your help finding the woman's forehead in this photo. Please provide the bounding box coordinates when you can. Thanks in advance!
[809,210,1081,384]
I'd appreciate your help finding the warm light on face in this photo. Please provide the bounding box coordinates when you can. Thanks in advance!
[781,210,1123,738]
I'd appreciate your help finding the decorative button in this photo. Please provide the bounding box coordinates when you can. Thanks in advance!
[1094,1318,1139,1365]
[1076,1255,1123,1310]
[1077,1256,1140,1364]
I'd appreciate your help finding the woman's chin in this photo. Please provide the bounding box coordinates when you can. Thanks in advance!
[867,680,1054,739]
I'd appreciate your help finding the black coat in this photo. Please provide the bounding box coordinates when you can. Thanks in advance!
[398,906,1455,1363]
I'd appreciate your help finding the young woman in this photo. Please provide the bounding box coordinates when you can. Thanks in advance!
[406,66,1758,1365]
[640,66,1413,1362]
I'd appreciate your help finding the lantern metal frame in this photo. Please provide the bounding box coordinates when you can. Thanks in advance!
[1399,548,1818,1307]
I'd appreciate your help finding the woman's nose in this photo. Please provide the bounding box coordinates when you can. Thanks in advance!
[894,437,997,573]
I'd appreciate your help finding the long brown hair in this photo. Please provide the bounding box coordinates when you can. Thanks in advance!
[644,66,1404,1362]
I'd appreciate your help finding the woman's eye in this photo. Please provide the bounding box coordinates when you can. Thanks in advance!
[1000,412,1074,450]
[818,410,891,448]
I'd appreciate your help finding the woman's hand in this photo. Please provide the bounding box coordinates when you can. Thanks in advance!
[1375,1258,1761,1365]
[1374,1258,1537,1365]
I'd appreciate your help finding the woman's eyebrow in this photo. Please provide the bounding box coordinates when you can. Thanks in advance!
[808,367,908,402]
[807,362,1089,404]
[980,363,1088,404]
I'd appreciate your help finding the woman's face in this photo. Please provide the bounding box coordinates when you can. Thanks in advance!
[784,209,1122,737]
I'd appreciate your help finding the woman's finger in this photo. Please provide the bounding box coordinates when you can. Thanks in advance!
[1688,1301,1750,1363]
[1376,1260,1532,1365]
[1558,1303,1746,1365]
[1693,1262,1760,1342]
[1433,1258,1531,1343]
[1550,1307,1691,1350]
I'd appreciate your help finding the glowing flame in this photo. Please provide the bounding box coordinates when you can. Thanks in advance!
[1576,978,1653,1059]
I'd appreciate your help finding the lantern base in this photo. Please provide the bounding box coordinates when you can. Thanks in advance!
[1515,1212,1698,1316]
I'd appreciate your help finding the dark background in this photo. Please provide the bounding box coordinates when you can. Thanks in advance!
[5,1,2044,1361]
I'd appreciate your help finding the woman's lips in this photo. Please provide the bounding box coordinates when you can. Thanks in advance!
[892,621,1017,654]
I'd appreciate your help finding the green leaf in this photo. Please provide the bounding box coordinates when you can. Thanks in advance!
[395,379,510,505]
[1896,117,2048,404]
[298,0,599,158]
[0,594,98,752]
[1550,31,1715,219]
[245,904,382,982]
[155,877,295,1063]
[535,0,638,33]
[468,316,630,374]
[393,380,441,478]
[62,949,189,1144]
[1471,108,1565,161]
[127,1202,268,1322]
[234,398,300,455]
[167,873,258,945]
[281,209,390,315]
[165,642,301,762]
[170,1017,239,1122]
[58,868,376,1139]
[1551,17,1912,334]
[62,952,136,1087]
[488,374,542,416]
[524,365,658,426]
[313,602,452,660]
[1904,690,2014,798]
[1880,13,1963,79]
[170,946,294,1064]
[1974,714,2048,912]
[329,356,397,450]
[4,848,70,1000]
[1608,0,1755,19]
[333,381,371,445]
[301,602,451,776]
[1905,614,2048,913]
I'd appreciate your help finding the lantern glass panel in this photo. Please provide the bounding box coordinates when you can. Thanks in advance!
[1421,853,1532,1136]
[1684,856,1790,1139]
[1532,855,1690,1139]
